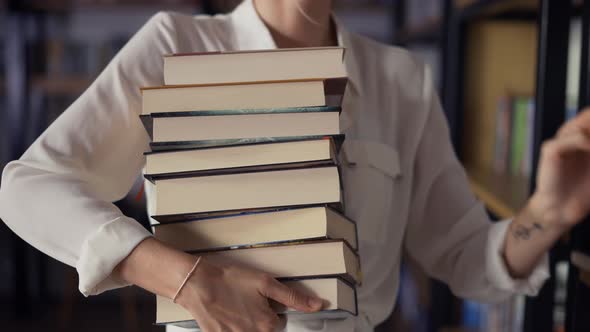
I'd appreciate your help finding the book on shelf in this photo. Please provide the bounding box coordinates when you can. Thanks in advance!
[144,135,343,178]
[163,47,346,85]
[147,165,341,217]
[156,277,357,328]
[493,96,512,174]
[509,96,535,177]
[493,95,535,178]
[154,205,357,251]
[463,22,537,173]
[141,106,341,144]
[522,98,535,178]
[140,78,346,116]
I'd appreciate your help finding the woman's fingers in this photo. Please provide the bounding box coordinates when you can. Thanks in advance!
[542,131,590,161]
[258,274,323,313]
[276,314,287,331]
[557,108,590,138]
[256,308,287,332]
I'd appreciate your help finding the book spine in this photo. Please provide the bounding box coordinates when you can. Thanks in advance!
[510,98,528,176]
[149,106,341,117]
[149,135,341,152]
[521,98,536,177]
[493,96,511,174]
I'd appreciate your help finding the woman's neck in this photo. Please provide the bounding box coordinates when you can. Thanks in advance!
[253,0,336,48]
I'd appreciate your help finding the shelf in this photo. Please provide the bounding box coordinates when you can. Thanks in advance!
[395,17,442,45]
[32,75,93,96]
[455,0,538,20]
[466,165,529,219]
[10,0,199,12]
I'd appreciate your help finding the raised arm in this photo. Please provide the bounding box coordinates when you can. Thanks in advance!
[403,65,549,302]
[504,109,590,278]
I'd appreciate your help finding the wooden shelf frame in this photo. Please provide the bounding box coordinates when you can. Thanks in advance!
[466,166,529,219]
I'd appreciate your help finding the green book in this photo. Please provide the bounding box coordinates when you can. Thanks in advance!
[510,97,529,175]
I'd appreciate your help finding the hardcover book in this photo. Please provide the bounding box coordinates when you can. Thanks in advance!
[140,78,346,116]
[156,277,357,328]
[144,136,343,178]
[147,165,341,217]
[144,107,340,143]
[164,47,346,85]
[154,205,357,252]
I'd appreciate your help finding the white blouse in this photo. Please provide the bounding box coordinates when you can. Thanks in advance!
[0,1,549,331]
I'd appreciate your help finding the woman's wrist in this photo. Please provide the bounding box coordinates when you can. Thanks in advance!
[526,193,571,236]
[502,196,569,279]
[114,237,203,300]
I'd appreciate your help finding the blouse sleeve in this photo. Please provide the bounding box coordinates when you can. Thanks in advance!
[0,12,178,296]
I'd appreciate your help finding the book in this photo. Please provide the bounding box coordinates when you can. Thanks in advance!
[156,277,357,328]
[150,203,344,224]
[139,106,341,140]
[148,165,341,217]
[510,97,530,176]
[463,22,536,172]
[493,96,512,174]
[163,47,346,85]
[154,205,357,251]
[144,136,342,178]
[521,99,535,177]
[140,78,346,116]
[148,135,339,152]
[146,160,335,182]
[198,240,359,283]
[144,107,340,143]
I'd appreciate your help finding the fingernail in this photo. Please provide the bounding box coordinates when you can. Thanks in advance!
[308,297,323,309]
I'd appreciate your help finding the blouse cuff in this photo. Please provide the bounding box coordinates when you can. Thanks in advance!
[486,220,550,296]
[76,216,152,296]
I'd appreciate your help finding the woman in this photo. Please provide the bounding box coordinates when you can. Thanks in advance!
[2,0,590,331]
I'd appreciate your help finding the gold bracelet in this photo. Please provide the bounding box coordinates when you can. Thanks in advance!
[172,256,202,303]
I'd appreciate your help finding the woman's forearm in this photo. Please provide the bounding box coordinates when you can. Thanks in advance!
[112,236,322,331]
[503,195,567,278]
[113,237,198,299]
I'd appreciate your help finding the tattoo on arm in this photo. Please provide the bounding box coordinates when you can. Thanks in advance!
[512,222,544,241]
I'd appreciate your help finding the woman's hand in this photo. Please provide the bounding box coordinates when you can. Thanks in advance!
[175,258,323,332]
[114,238,323,332]
[503,109,590,278]
[531,108,590,228]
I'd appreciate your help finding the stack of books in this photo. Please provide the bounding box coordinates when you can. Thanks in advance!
[139,47,360,328]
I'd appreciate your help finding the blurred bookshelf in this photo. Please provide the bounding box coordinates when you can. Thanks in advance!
[3,0,590,331]
[393,1,590,332]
